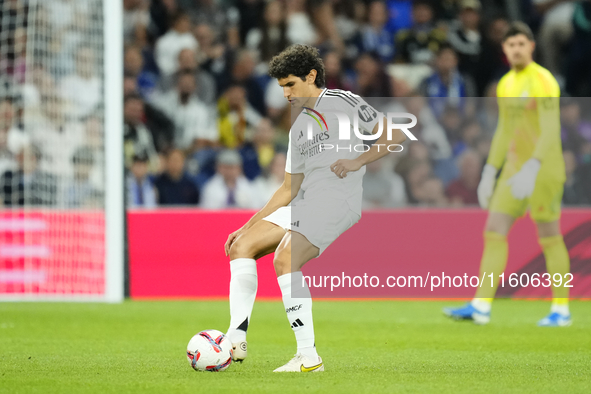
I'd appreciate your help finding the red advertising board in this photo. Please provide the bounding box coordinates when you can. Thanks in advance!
[0,211,105,296]
[128,209,591,299]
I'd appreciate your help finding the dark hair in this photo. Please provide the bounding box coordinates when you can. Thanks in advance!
[502,21,534,42]
[124,93,143,104]
[0,96,13,105]
[170,11,189,26]
[132,150,150,163]
[412,0,432,9]
[436,43,456,57]
[268,44,325,88]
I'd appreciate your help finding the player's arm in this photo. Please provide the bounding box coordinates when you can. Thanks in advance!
[532,96,561,161]
[244,172,303,228]
[477,94,510,208]
[330,117,407,179]
[224,172,303,255]
[486,99,511,170]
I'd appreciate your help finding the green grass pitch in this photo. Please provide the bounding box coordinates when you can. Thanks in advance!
[1,300,590,393]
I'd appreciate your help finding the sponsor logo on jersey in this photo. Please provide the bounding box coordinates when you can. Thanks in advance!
[357,104,378,122]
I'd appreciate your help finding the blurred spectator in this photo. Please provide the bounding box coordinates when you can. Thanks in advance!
[439,105,464,149]
[195,23,236,96]
[566,0,591,97]
[447,0,482,84]
[323,50,354,91]
[59,47,102,119]
[0,98,29,176]
[563,150,591,205]
[1,145,57,207]
[154,148,199,205]
[64,147,101,207]
[420,45,476,118]
[239,117,277,180]
[194,22,225,66]
[286,0,318,46]
[473,16,509,96]
[478,82,500,134]
[384,0,414,34]
[182,0,240,47]
[83,116,104,192]
[200,149,259,209]
[218,84,263,149]
[123,0,150,44]
[399,157,432,203]
[560,98,591,161]
[362,158,407,209]
[154,12,198,76]
[394,0,447,64]
[245,0,289,70]
[415,176,449,207]
[354,53,393,97]
[225,50,266,116]
[403,97,452,160]
[21,66,54,110]
[535,0,576,76]
[0,26,27,84]
[152,70,217,152]
[264,80,290,122]
[148,0,178,39]
[123,94,159,170]
[253,152,286,205]
[234,0,266,44]
[308,0,346,53]
[29,95,84,180]
[452,119,483,157]
[124,45,159,101]
[445,149,481,206]
[353,0,396,63]
[127,151,157,208]
[334,0,364,49]
[158,48,217,105]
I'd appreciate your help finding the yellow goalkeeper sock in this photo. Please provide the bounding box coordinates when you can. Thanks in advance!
[539,235,570,315]
[473,231,508,302]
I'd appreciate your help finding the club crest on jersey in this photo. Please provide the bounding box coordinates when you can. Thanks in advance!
[302,107,328,132]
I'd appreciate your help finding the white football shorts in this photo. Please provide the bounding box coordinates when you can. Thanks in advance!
[263,197,360,256]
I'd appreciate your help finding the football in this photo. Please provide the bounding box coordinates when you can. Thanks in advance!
[186,330,233,372]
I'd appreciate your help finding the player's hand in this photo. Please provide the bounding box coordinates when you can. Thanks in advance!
[330,159,363,179]
[506,158,541,200]
[477,164,498,209]
[224,226,247,256]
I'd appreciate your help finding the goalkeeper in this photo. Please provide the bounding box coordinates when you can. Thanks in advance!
[444,22,571,327]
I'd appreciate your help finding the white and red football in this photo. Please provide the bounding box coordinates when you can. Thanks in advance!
[186,330,233,372]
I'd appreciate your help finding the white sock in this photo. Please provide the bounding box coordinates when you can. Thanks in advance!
[278,272,318,360]
[551,302,570,316]
[226,258,257,343]
[471,298,492,314]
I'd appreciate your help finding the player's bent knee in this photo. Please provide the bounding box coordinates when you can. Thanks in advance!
[229,236,256,260]
[273,246,292,277]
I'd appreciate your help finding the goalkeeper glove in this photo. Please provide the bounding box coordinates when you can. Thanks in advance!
[477,164,498,209]
[506,158,541,200]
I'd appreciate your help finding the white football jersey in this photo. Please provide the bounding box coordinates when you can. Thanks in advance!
[286,89,381,216]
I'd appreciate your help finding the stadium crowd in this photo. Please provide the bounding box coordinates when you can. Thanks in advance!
[0,0,590,208]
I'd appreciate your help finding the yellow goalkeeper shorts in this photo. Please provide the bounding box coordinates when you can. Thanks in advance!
[489,176,564,223]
